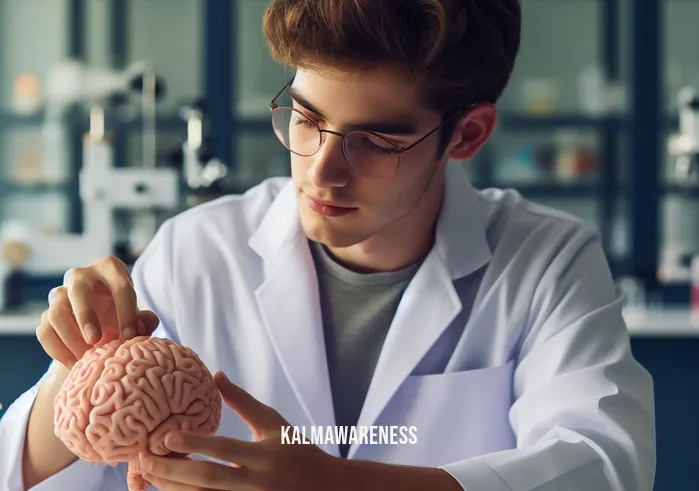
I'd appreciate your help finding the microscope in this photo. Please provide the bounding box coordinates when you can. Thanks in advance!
[659,86,699,283]
[175,100,232,208]
[0,61,180,312]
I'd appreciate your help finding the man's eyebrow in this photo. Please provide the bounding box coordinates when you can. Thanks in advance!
[288,86,327,119]
[287,86,419,136]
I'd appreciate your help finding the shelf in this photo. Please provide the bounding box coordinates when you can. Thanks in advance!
[0,181,74,195]
[623,308,699,337]
[498,113,627,131]
[116,115,185,131]
[0,312,42,336]
[664,184,699,196]
[0,111,185,131]
[0,113,45,126]
[474,181,597,197]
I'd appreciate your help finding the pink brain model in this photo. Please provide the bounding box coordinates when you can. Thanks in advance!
[54,336,222,491]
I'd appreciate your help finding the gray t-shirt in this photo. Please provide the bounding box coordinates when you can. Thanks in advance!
[309,240,421,458]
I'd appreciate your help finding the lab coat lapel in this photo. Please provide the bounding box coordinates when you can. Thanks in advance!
[350,164,493,458]
[248,183,338,455]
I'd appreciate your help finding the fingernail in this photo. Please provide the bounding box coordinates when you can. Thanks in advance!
[83,324,100,344]
[123,326,137,339]
[137,319,147,336]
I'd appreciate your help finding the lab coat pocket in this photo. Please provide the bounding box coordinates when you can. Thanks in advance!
[365,360,516,466]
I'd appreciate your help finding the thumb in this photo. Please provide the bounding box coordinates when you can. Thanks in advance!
[136,310,160,335]
[214,371,286,438]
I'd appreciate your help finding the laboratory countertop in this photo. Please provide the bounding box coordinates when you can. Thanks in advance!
[1,308,699,337]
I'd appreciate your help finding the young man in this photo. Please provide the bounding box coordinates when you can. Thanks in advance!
[1,1,655,490]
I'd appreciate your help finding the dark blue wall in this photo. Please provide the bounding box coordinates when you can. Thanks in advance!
[631,338,699,491]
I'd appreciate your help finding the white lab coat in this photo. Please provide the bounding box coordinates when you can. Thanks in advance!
[0,163,655,491]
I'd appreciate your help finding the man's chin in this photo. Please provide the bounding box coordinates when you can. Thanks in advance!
[299,216,366,249]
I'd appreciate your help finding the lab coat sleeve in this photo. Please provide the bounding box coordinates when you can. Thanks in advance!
[131,218,179,342]
[440,228,655,491]
[0,219,178,491]
[0,362,128,491]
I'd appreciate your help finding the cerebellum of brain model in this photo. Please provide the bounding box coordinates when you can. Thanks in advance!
[54,336,223,491]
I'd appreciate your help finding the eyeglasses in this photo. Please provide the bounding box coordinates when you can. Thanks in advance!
[269,78,465,179]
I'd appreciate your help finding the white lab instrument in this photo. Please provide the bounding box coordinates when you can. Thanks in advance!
[660,86,699,283]
[179,101,229,208]
[0,61,180,311]
[668,86,699,178]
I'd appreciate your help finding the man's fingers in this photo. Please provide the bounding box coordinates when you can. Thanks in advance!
[35,318,77,369]
[214,371,286,433]
[139,473,200,491]
[108,277,139,339]
[94,257,139,340]
[164,431,260,467]
[140,455,252,491]
[137,310,161,336]
[46,288,92,357]
[126,471,151,491]
[64,268,103,343]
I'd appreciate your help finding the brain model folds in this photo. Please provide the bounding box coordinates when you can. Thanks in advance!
[54,336,222,490]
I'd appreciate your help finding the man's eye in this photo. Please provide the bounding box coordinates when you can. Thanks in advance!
[293,118,317,129]
[366,140,396,154]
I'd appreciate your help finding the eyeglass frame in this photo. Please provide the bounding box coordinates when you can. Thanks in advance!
[268,77,474,178]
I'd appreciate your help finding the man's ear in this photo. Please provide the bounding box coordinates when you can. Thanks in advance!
[446,103,498,161]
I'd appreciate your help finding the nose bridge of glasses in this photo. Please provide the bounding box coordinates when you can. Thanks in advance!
[316,127,347,158]
[318,128,345,142]
[316,127,349,155]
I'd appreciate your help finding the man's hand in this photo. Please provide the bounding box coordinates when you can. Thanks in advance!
[38,256,160,369]
[139,371,346,491]
[140,371,464,491]
[23,257,161,490]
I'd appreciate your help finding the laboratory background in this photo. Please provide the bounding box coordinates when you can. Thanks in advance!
[0,0,696,489]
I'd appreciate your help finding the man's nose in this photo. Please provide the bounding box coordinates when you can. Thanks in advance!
[308,133,351,188]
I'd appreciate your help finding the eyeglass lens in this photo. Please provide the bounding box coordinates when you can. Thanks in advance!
[271,107,400,178]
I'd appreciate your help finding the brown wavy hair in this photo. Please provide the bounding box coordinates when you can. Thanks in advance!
[263,0,521,152]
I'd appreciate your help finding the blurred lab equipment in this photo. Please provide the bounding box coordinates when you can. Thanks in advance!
[553,131,596,182]
[660,86,699,283]
[41,60,164,183]
[668,87,699,179]
[691,255,699,316]
[577,64,627,116]
[497,134,596,183]
[12,74,43,115]
[618,276,648,315]
[176,100,231,208]
[578,65,607,116]
[521,78,560,116]
[0,61,180,312]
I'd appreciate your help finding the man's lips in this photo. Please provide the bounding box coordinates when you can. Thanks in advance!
[308,196,352,208]
[304,194,357,217]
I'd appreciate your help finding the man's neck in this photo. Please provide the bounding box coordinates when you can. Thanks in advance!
[324,230,435,274]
